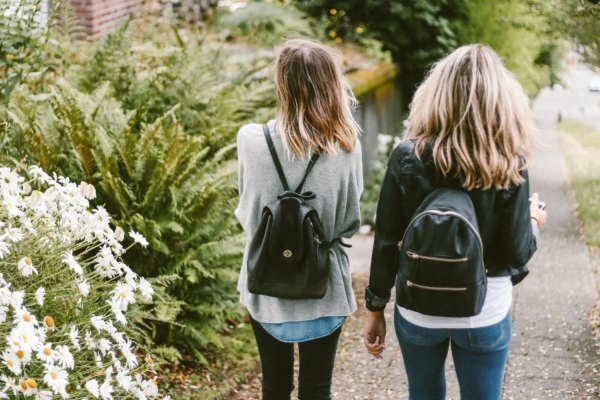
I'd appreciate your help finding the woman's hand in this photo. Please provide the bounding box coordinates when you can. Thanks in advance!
[530,193,547,227]
[363,310,386,359]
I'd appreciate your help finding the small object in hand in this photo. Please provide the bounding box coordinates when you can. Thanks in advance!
[528,198,546,210]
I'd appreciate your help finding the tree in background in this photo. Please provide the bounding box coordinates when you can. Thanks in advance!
[553,0,600,67]
[455,0,563,96]
[294,0,463,106]
[294,0,562,102]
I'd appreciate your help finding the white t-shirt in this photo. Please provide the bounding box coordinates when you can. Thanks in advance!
[398,276,512,329]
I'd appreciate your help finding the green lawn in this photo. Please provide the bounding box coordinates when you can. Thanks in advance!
[558,119,600,247]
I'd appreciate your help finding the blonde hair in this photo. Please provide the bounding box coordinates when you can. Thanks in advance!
[274,38,360,158]
[405,44,537,190]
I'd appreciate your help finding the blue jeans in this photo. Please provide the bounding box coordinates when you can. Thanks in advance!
[395,307,511,400]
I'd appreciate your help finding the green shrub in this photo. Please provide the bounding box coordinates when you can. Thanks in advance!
[73,22,275,144]
[0,0,53,102]
[216,2,316,47]
[6,80,252,363]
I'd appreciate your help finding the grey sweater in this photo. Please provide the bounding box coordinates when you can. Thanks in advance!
[235,120,363,323]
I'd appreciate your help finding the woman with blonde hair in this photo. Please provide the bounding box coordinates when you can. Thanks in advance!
[362,44,547,399]
[235,38,363,400]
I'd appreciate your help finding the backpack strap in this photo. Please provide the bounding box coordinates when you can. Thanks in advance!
[263,124,320,193]
[295,152,320,193]
[263,124,290,191]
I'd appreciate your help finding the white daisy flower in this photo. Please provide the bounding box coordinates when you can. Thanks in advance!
[0,241,10,260]
[100,380,114,400]
[35,390,53,400]
[98,338,112,356]
[3,194,24,218]
[141,378,158,397]
[9,325,41,353]
[138,278,154,301]
[17,256,38,277]
[0,306,8,323]
[111,283,135,311]
[13,307,39,328]
[128,231,149,248]
[85,330,96,349]
[62,250,83,275]
[68,326,80,350]
[21,377,38,396]
[0,374,19,395]
[4,226,24,243]
[43,316,55,330]
[85,379,100,398]
[54,345,75,369]
[114,226,125,242]
[0,167,23,191]
[10,290,24,308]
[91,315,106,331]
[2,350,21,375]
[14,346,32,363]
[80,182,97,200]
[0,285,11,306]
[35,287,45,306]
[120,340,138,369]
[125,270,139,290]
[94,352,103,368]
[28,165,52,184]
[37,343,55,362]
[134,389,147,400]
[115,370,133,391]
[78,279,90,297]
[43,365,68,393]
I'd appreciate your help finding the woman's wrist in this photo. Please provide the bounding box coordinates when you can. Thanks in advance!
[531,216,539,226]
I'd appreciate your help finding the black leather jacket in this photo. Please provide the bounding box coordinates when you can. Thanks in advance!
[367,140,537,309]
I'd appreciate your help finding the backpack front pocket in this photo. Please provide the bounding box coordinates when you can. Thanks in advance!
[406,251,468,263]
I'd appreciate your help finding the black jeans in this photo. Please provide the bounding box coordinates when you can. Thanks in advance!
[249,316,342,400]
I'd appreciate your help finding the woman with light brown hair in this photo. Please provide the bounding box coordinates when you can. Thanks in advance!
[362,44,547,399]
[235,38,363,400]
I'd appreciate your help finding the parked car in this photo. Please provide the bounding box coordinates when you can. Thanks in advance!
[589,75,600,92]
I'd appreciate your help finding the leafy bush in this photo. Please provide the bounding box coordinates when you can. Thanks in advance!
[0,0,53,102]
[216,2,316,47]
[0,164,159,398]
[294,0,462,100]
[294,0,563,99]
[5,78,256,363]
[73,22,275,144]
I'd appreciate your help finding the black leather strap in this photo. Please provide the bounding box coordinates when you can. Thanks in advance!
[263,124,290,191]
[263,124,320,194]
[295,152,319,193]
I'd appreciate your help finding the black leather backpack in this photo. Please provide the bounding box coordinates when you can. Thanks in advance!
[396,188,487,317]
[247,125,339,299]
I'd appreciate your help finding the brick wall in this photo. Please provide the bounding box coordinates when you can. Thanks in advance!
[68,0,143,38]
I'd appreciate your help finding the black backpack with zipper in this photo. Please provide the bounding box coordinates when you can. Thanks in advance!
[247,124,339,299]
[396,187,487,317]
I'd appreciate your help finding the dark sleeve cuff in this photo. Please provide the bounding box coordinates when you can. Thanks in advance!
[365,286,391,312]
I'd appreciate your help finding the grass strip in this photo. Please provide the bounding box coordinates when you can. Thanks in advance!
[557,119,600,247]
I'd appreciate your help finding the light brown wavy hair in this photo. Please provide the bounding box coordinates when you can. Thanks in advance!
[274,39,360,158]
[405,44,537,190]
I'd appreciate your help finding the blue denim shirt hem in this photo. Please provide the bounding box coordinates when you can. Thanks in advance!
[260,316,346,343]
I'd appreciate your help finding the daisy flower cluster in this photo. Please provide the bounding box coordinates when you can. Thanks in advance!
[0,166,165,399]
